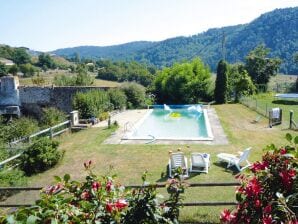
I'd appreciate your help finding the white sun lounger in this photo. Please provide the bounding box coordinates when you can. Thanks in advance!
[217,147,251,171]
[168,152,189,178]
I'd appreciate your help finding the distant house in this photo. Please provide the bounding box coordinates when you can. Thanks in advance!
[0,58,14,66]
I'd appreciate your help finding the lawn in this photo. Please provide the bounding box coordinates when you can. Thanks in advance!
[2,104,297,223]
[241,92,298,127]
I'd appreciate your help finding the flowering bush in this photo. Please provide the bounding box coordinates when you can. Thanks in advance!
[1,161,186,223]
[220,133,298,223]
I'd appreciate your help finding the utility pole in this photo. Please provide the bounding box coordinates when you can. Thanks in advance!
[221,31,226,61]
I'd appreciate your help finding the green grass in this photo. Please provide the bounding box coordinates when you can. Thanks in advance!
[2,104,297,223]
[241,92,298,127]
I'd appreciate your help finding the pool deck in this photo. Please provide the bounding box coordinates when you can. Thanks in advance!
[94,108,229,145]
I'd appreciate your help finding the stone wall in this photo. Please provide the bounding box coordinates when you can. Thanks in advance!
[19,86,112,113]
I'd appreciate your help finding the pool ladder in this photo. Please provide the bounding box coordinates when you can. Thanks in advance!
[124,122,137,133]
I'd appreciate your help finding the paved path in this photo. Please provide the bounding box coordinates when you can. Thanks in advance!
[97,108,228,145]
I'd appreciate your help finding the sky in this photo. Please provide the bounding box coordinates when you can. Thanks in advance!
[0,0,297,52]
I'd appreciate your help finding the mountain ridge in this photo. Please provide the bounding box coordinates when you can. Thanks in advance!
[52,7,298,74]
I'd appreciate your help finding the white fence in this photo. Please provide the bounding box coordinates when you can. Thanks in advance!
[0,120,71,167]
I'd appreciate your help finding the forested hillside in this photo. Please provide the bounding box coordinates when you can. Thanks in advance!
[53,7,298,74]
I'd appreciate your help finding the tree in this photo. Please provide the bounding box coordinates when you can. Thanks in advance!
[153,58,212,104]
[19,63,36,77]
[37,53,56,70]
[214,60,228,104]
[245,45,281,87]
[8,64,18,76]
[0,62,7,77]
[228,64,255,102]
[12,48,31,65]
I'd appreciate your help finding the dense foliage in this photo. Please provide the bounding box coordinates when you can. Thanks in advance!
[0,117,39,143]
[228,64,255,102]
[53,7,298,74]
[20,137,61,175]
[37,53,57,71]
[53,65,94,86]
[0,162,185,223]
[97,60,155,87]
[153,58,212,104]
[214,60,228,104]
[245,45,281,86]
[72,90,111,119]
[221,134,298,223]
[107,88,127,110]
[40,107,67,128]
[120,82,147,109]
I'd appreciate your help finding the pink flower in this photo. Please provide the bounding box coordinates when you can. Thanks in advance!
[106,202,114,213]
[280,148,287,155]
[250,161,269,173]
[92,181,101,191]
[115,199,128,210]
[263,215,272,224]
[263,204,272,214]
[220,209,235,222]
[106,180,113,192]
[81,191,91,200]
[245,177,262,197]
[280,169,296,191]
[255,199,261,208]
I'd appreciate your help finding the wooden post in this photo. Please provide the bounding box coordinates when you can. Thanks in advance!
[49,127,53,139]
[290,110,294,129]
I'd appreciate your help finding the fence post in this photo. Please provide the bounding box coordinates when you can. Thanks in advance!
[49,127,53,139]
[290,110,293,129]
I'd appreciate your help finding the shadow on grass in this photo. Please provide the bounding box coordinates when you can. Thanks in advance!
[272,100,298,105]
[213,162,239,175]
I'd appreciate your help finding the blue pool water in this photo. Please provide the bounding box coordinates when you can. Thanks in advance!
[124,105,213,140]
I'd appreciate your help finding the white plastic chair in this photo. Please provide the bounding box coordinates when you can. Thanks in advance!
[190,153,210,173]
[217,147,251,171]
[168,152,189,178]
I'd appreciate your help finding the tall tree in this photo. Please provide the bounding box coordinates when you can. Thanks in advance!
[214,60,228,104]
[245,45,281,87]
[12,48,31,65]
[37,53,56,70]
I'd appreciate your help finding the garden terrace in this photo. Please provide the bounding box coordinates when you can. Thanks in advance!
[1,104,296,223]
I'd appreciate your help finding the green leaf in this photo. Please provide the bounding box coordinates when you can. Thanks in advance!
[294,136,298,145]
[54,176,62,182]
[26,215,39,224]
[6,215,15,224]
[63,174,70,183]
[285,133,292,142]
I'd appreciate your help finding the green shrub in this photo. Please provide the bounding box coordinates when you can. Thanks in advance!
[107,88,127,110]
[19,137,61,175]
[0,169,27,201]
[98,111,109,121]
[72,90,112,119]
[0,117,39,143]
[41,107,67,128]
[121,82,146,109]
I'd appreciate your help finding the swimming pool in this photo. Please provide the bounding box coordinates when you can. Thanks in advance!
[122,105,214,141]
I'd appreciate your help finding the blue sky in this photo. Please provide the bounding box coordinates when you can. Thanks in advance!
[0,0,297,51]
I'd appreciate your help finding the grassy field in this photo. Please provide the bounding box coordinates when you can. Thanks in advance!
[241,92,298,127]
[2,104,296,223]
[18,70,120,87]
